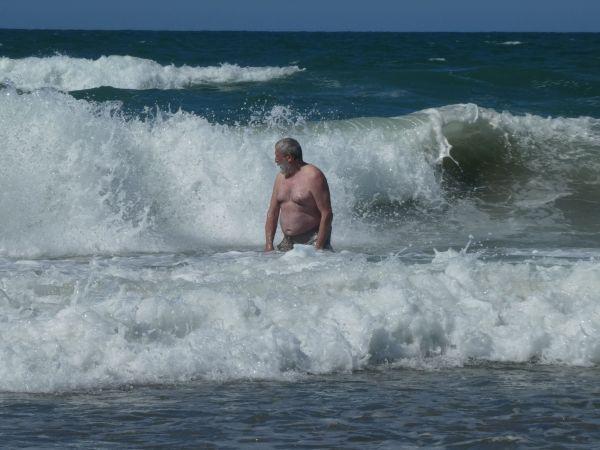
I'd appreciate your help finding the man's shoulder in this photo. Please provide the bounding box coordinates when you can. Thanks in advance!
[302,164,326,179]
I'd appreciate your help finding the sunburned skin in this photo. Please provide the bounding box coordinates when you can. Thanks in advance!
[276,165,322,235]
[265,146,333,251]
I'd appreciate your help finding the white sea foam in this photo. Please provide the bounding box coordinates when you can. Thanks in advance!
[1,86,600,392]
[0,86,599,258]
[500,41,523,46]
[0,55,303,91]
[0,250,599,392]
[428,57,446,62]
[0,87,445,257]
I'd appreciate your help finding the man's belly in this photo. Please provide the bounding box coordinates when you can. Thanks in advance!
[279,203,320,236]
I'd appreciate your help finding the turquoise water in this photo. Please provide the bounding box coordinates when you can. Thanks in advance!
[1,30,600,447]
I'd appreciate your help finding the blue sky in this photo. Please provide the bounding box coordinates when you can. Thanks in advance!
[0,0,598,32]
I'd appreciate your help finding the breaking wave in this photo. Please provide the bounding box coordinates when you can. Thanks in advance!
[1,248,599,392]
[2,84,600,392]
[0,55,303,91]
[1,85,599,258]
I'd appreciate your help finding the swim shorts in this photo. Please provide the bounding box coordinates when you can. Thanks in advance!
[276,228,332,252]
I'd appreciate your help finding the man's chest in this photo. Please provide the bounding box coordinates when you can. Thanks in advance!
[277,180,313,205]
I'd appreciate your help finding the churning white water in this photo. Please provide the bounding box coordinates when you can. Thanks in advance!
[2,85,600,393]
[1,248,600,393]
[1,85,599,258]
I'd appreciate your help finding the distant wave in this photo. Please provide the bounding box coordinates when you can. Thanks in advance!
[484,40,523,46]
[428,57,446,62]
[0,55,304,91]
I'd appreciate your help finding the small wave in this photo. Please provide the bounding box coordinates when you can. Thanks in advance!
[500,41,523,46]
[371,89,410,98]
[428,57,446,62]
[0,55,304,91]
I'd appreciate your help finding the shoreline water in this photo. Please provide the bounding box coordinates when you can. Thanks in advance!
[2,365,600,447]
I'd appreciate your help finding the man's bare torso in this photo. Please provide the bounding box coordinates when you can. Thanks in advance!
[265,139,332,252]
[275,164,322,236]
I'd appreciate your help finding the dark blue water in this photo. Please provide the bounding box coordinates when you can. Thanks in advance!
[2,366,600,448]
[2,31,599,120]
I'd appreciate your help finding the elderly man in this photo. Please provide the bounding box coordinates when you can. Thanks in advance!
[265,138,333,252]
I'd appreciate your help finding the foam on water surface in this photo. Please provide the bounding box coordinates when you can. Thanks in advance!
[0,250,599,392]
[0,55,303,91]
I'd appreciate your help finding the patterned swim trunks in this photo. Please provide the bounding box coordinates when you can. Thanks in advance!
[276,228,332,252]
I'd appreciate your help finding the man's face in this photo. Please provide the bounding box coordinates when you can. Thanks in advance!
[275,149,292,174]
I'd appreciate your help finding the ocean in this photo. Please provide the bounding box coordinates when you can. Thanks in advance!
[1,30,600,447]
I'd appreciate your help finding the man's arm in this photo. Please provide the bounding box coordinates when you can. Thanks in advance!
[309,170,333,250]
[264,176,281,251]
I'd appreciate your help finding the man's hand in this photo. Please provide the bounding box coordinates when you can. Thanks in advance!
[265,174,281,253]
[309,168,333,250]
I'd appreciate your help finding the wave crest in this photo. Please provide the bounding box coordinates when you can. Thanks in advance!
[1,86,599,257]
[0,55,303,91]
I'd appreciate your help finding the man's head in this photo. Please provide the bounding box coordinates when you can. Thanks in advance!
[274,137,303,175]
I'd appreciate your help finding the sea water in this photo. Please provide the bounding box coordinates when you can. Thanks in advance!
[1,30,600,447]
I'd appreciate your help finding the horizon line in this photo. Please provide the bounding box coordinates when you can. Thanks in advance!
[1,27,599,33]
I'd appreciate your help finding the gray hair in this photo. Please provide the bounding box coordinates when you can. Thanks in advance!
[275,137,303,162]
